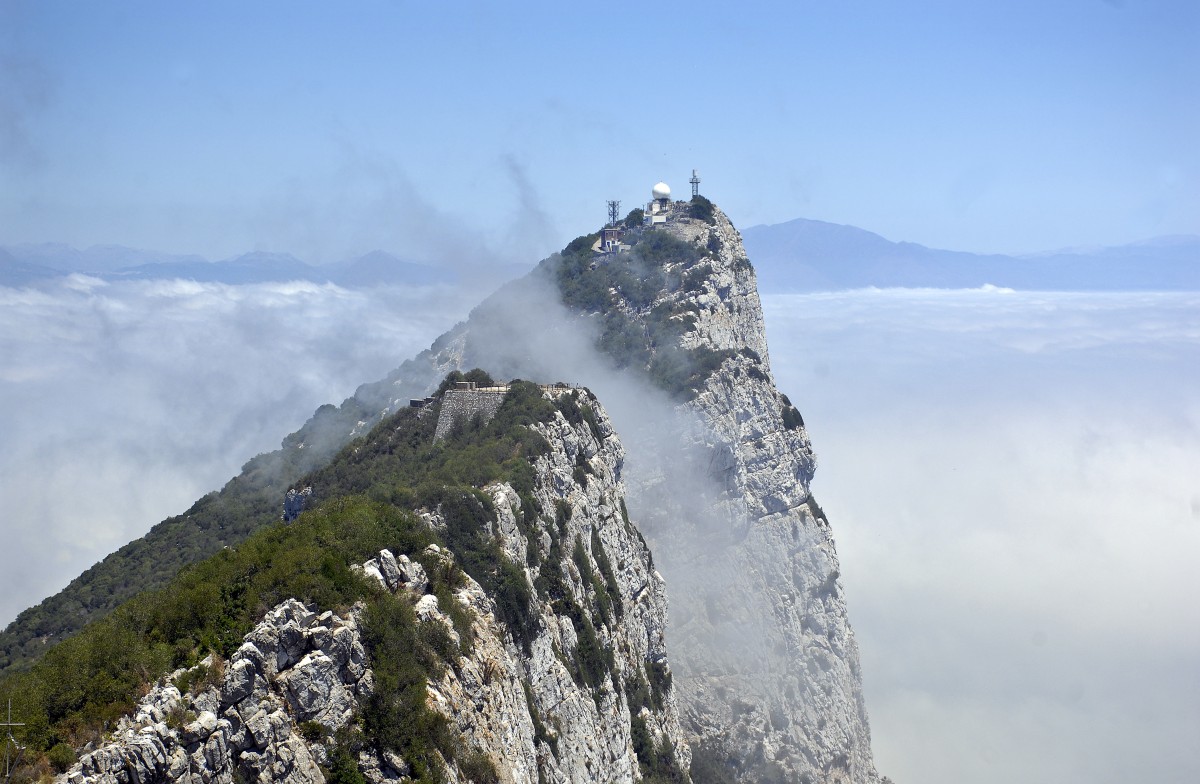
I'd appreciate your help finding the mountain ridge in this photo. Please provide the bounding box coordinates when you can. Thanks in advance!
[6,220,1198,291]
[2,193,886,782]
[3,378,691,784]
[742,217,1200,292]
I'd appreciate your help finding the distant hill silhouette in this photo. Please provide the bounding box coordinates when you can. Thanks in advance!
[6,224,1198,291]
[0,244,456,288]
[742,218,1200,292]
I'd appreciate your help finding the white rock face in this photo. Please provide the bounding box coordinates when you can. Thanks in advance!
[409,390,690,783]
[63,599,368,784]
[332,204,885,782]
[643,211,880,783]
[62,395,687,784]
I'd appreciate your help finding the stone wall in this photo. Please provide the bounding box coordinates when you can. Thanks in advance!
[433,388,507,440]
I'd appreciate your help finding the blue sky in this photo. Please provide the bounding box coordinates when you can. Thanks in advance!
[2,0,1197,262]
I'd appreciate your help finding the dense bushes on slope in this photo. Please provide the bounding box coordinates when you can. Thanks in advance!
[0,376,571,784]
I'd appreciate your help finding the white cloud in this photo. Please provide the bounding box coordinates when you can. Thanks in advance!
[763,289,1200,784]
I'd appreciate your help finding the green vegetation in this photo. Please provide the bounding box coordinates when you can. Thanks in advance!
[327,744,368,784]
[0,496,456,782]
[625,656,684,782]
[522,680,558,755]
[630,713,688,783]
[544,225,738,400]
[688,194,716,225]
[646,659,672,710]
[555,390,602,441]
[779,393,805,431]
[46,743,76,774]
[532,535,615,698]
[0,373,575,784]
[434,368,497,395]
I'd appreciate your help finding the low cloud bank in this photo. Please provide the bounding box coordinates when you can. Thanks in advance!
[763,289,1200,784]
[0,276,476,626]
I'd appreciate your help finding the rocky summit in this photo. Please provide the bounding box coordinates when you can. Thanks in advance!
[280,192,886,782]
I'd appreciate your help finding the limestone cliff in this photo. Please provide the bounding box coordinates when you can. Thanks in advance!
[60,389,689,784]
[297,198,883,783]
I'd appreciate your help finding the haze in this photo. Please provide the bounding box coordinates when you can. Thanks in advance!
[2,2,1198,783]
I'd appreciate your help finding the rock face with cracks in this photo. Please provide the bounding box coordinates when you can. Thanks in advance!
[61,391,689,784]
[63,599,367,784]
[301,200,884,783]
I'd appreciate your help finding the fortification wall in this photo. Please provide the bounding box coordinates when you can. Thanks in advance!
[433,388,506,440]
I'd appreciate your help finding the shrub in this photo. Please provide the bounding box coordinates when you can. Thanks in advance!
[327,745,366,784]
[46,743,76,773]
[646,659,671,710]
[299,720,327,743]
[706,232,723,255]
[590,528,623,620]
[689,194,716,224]
[780,394,805,431]
[522,680,558,754]
[456,749,499,784]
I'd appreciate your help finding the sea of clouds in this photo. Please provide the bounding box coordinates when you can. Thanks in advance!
[1,278,1196,783]
[763,288,1200,784]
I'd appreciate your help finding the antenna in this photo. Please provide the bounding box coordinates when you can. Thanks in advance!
[606,200,621,227]
[1,700,25,784]
[690,169,701,197]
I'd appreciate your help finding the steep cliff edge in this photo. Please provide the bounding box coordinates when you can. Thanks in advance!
[302,197,882,782]
[14,383,687,784]
[641,212,876,784]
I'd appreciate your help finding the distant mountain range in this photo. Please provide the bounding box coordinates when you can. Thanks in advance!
[5,220,1199,291]
[741,218,1200,291]
[0,244,458,289]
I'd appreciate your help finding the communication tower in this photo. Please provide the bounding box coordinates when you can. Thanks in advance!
[1,700,24,784]
[690,169,701,197]
[606,200,621,227]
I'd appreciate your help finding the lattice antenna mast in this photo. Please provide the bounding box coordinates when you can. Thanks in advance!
[1,700,25,784]
[690,169,701,197]
[606,200,621,227]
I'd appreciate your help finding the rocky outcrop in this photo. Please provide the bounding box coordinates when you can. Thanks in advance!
[63,390,688,784]
[639,209,879,784]
[65,599,370,784]
[406,388,689,783]
[314,199,883,782]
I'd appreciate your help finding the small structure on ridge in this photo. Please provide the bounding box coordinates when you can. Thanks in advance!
[647,181,672,225]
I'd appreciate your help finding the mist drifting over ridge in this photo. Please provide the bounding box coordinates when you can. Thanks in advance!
[2,235,1198,783]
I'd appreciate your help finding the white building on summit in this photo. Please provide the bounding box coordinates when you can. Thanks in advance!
[646,181,672,225]
[592,179,685,254]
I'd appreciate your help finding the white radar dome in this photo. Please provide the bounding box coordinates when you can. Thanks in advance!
[652,182,671,200]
